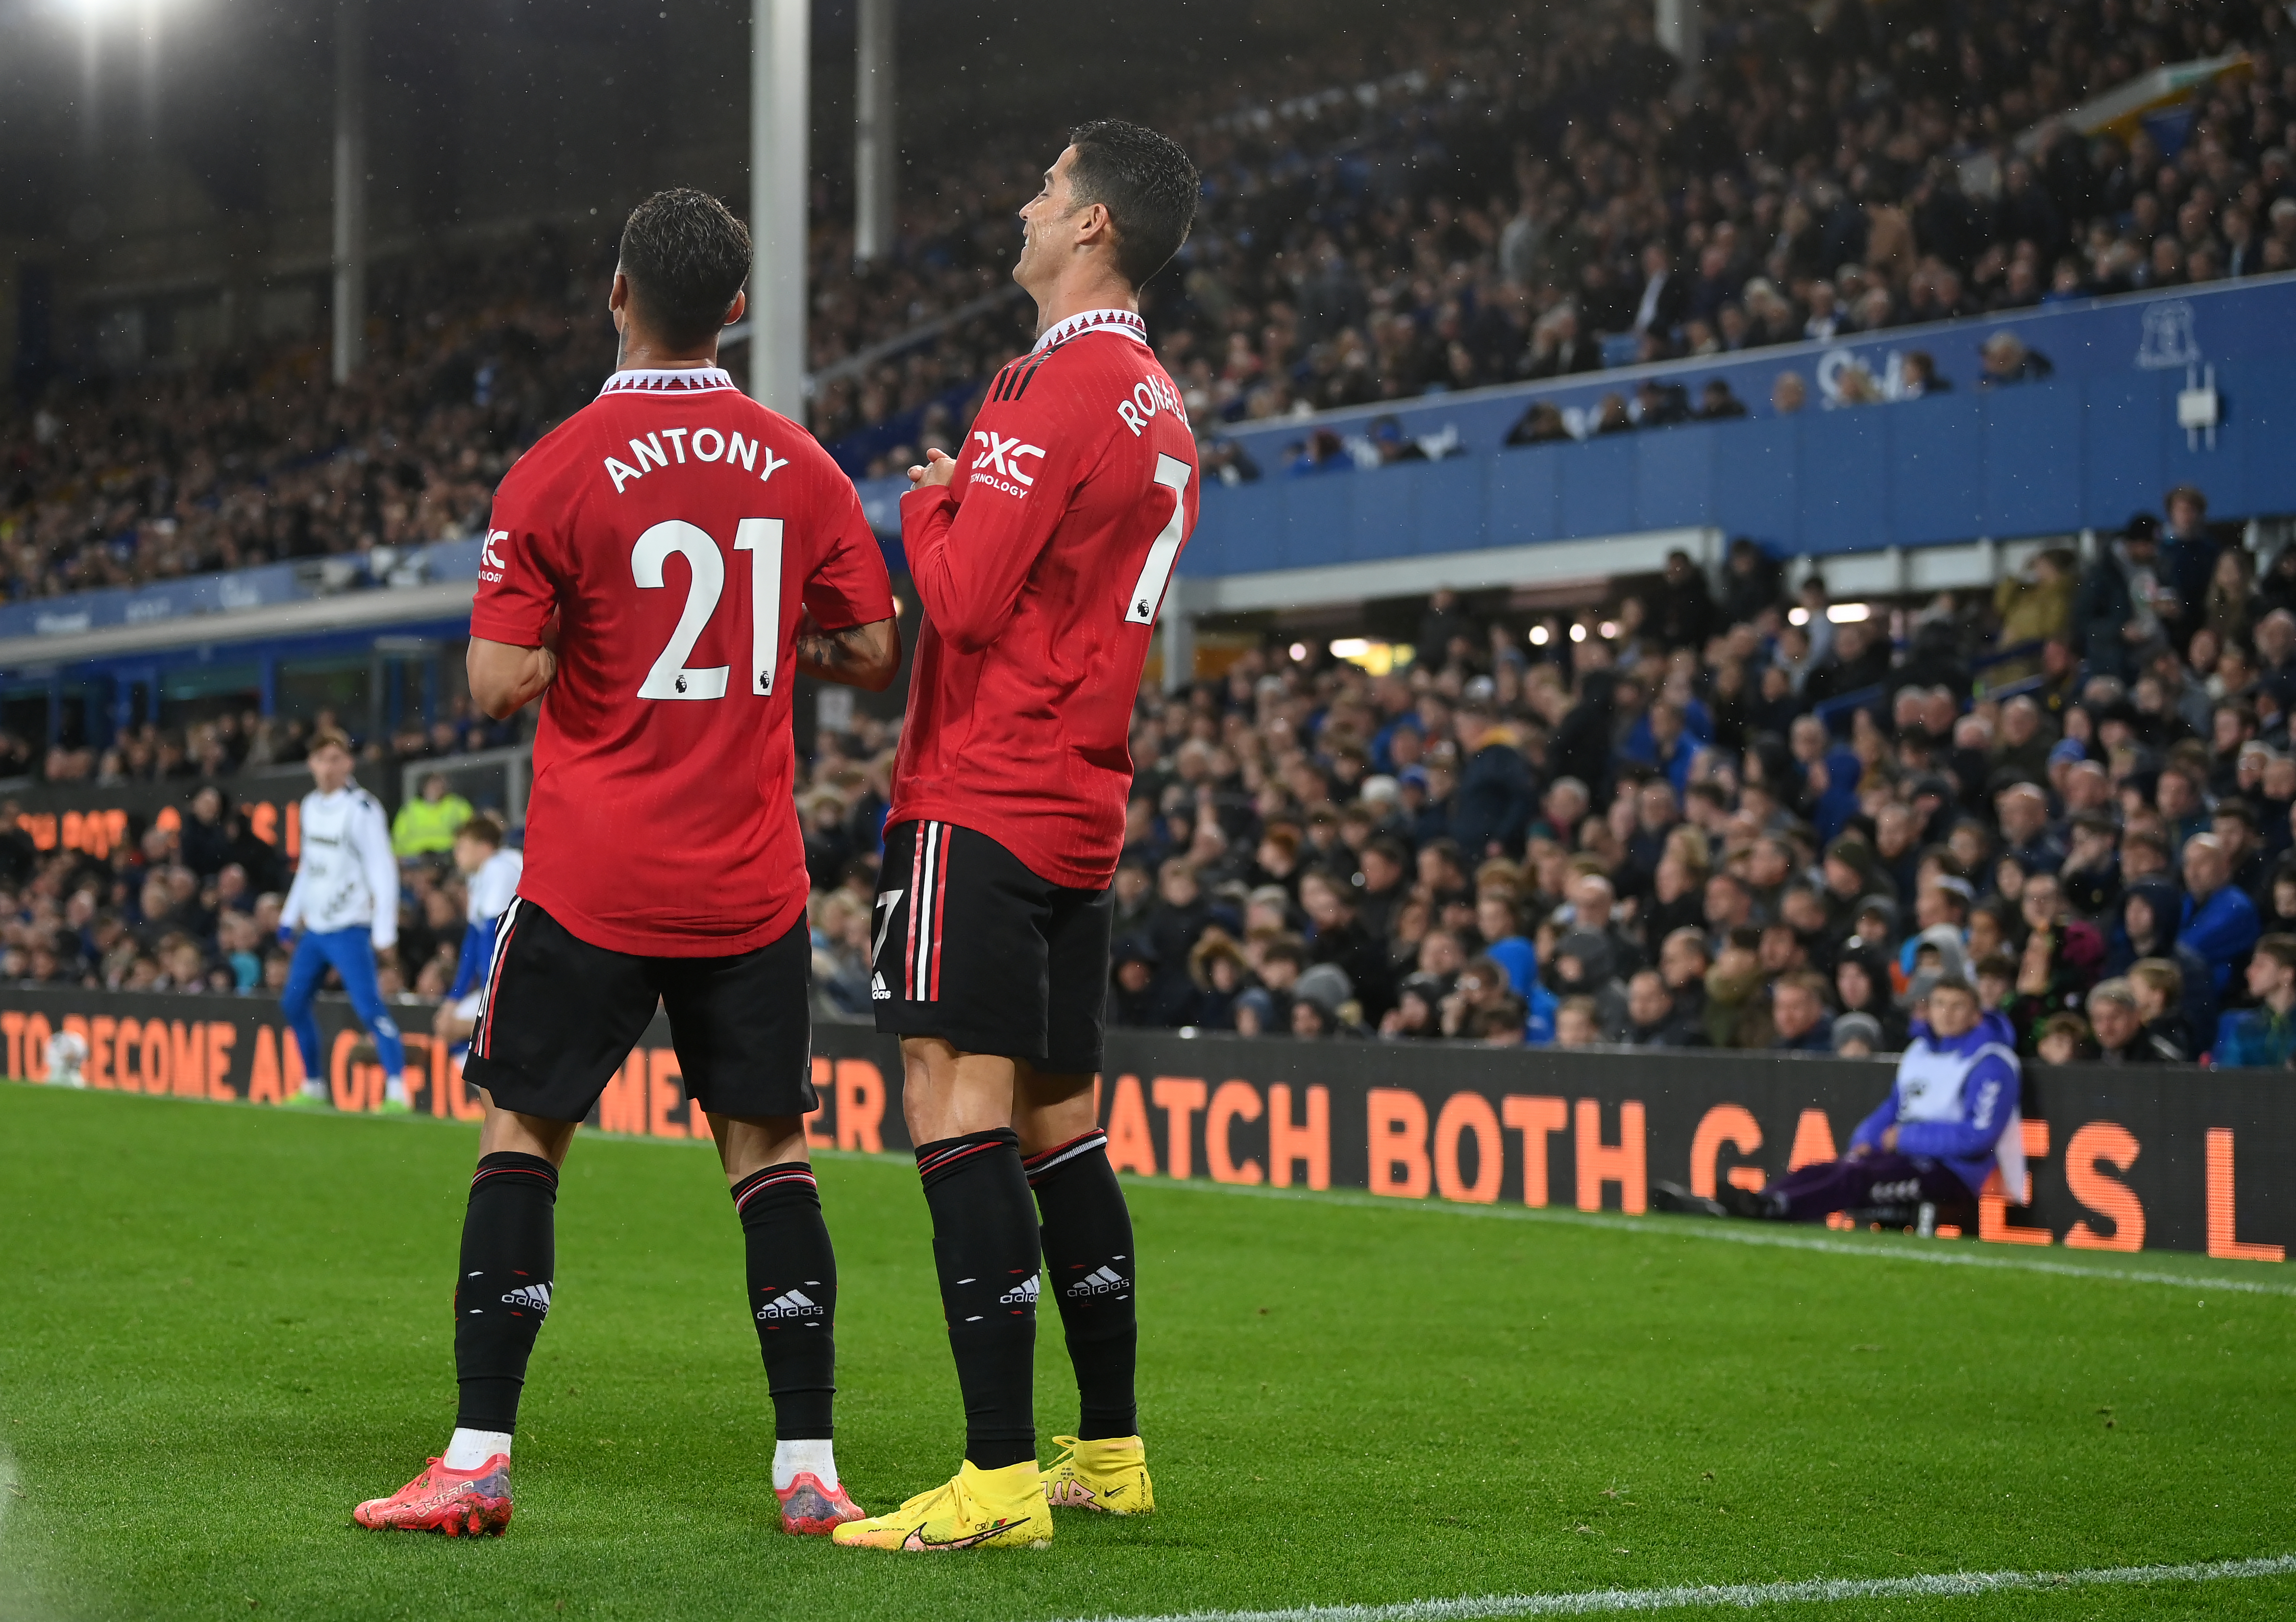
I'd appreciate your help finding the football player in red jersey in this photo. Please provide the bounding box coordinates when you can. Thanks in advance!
[836,122,1198,1553]
[354,190,899,1541]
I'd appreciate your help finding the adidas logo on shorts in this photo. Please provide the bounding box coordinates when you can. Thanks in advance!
[757,1288,824,1321]
[998,1277,1041,1308]
[1066,1265,1128,1299]
[871,973,890,1001]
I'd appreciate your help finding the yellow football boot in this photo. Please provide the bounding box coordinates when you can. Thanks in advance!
[1041,1434,1154,1515]
[830,1460,1051,1551]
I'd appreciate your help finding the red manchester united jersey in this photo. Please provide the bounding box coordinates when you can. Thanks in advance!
[474,365,893,955]
[891,308,1200,889]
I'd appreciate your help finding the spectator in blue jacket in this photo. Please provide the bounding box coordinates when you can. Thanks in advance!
[1450,698,1533,858]
[2215,934,2296,1069]
[1623,700,1699,797]
[2181,834,2260,998]
[1790,713,1864,844]
[1474,888,1538,998]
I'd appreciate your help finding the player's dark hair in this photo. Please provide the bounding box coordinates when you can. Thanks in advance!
[307,727,351,757]
[617,188,751,350]
[459,812,506,849]
[1065,120,1198,288]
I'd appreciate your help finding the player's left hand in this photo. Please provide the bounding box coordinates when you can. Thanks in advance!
[907,448,958,489]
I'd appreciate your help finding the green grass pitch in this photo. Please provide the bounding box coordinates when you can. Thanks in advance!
[2,1081,2294,1621]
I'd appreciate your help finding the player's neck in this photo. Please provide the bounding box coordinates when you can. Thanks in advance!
[1031,274,1137,341]
[614,333,723,374]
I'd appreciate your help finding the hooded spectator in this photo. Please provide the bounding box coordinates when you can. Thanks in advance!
[1289,962,1357,1038]
[1108,940,1167,1028]
[1834,940,1908,1050]
[1184,932,1253,1031]
[1831,1011,1886,1057]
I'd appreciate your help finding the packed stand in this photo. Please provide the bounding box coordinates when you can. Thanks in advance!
[33,468,2296,1076]
[0,233,615,604]
[1154,0,2296,451]
[794,479,2296,1069]
[18,3,2296,599]
[21,694,531,789]
[825,0,2296,469]
[0,701,531,1000]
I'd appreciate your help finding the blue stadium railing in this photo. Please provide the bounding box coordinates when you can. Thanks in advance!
[1810,639,2048,733]
[1168,276,2296,577]
[2,277,2288,748]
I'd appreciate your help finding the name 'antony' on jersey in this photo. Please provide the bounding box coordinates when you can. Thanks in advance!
[474,365,893,955]
[891,307,1200,890]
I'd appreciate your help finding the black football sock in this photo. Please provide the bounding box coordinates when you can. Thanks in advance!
[1025,1129,1138,1440]
[916,1129,1040,1471]
[731,1162,837,1440]
[453,1152,558,1433]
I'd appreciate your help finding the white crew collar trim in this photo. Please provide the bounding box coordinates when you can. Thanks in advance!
[1032,308,1148,353]
[600,366,737,395]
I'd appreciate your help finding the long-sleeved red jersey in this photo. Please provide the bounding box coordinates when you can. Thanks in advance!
[889,307,1201,889]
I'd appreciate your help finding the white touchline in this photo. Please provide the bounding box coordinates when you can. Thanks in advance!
[1145,1176,2296,1300]
[1066,1553,2296,1622]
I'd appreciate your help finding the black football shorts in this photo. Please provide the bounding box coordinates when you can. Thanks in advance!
[871,818,1111,1073]
[464,897,815,1124]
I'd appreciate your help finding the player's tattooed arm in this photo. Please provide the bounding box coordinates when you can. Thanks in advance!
[794,609,901,693]
[468,623,560,719]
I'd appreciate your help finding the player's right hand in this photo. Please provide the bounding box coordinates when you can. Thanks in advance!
[907,448,958,489]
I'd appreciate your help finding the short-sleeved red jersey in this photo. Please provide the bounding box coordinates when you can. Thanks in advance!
[474,365,893,956]
[890,308,1200,889]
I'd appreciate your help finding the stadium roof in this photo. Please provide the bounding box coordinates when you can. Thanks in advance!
[0,0,1412,305]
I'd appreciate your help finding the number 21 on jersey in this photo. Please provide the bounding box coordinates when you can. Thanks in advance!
[630,517,784,701]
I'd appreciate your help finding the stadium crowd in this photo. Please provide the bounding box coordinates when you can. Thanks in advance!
[0,699,531,1003]
[848,0,2296,459]
[12,1,2296,600]
[11,1,2296,1065]
[0,238,611,602]
[791,484,2296,1069]
[9,469,2296,1070]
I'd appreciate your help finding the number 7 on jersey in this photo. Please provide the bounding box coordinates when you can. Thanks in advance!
[1123,455,1193,626]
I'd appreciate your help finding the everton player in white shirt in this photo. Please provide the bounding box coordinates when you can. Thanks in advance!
[432,811,523,1061]
[279,727,408,1110]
